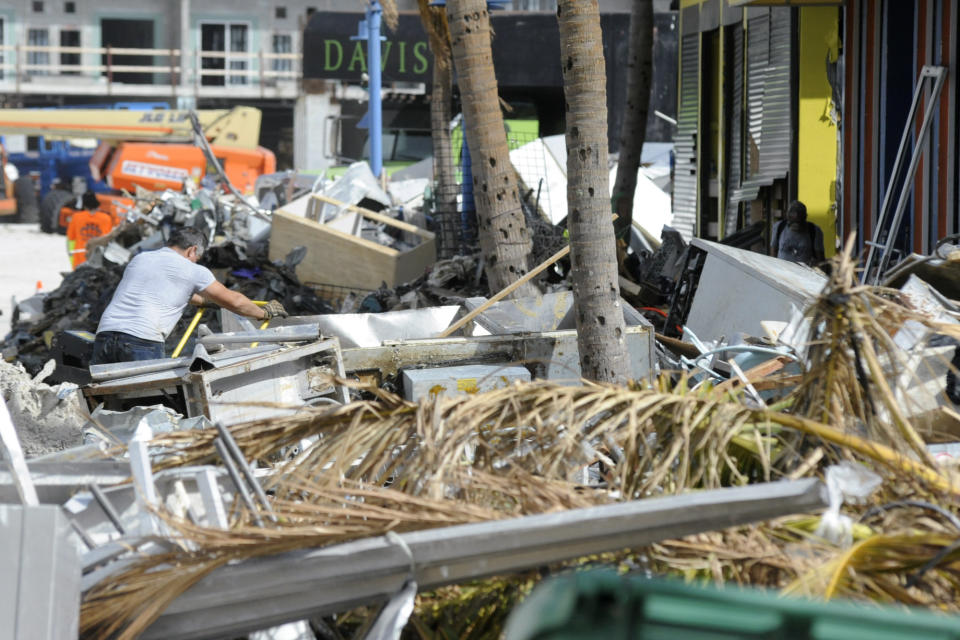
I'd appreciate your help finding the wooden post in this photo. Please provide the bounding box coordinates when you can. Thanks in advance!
[258,48,265,98]
[14,42,21,95]
[170,47,177,97]
[106,44,112,95]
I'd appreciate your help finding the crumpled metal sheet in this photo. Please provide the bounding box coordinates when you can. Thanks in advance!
[82,404,212,447]
[273,306,461,348]
[464,291,649,335]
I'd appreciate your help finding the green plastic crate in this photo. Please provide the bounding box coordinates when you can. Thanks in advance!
[504,570,960,640]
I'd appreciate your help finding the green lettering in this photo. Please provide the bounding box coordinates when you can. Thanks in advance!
[324,40,343,71]
[398,41,407,73]
[348,41,366,72]
[413,41,428,75]
[381,41,393,71]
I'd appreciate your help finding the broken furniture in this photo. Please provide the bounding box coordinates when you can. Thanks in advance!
[269,194,436,292]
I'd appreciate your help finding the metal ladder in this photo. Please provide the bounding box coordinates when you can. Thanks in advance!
[862,65,947,285]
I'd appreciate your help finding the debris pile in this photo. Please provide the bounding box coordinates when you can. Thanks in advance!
[6,156,960,640]
[3,265,123,374]
[0,359,84,456]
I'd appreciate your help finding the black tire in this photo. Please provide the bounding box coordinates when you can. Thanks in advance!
[40,189,74,234]
[14,177,39,224]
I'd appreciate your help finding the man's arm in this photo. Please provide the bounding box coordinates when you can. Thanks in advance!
[189,293,205,307]
[198,281,266,321]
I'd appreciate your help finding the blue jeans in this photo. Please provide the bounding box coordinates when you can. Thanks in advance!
[91,331,165,365]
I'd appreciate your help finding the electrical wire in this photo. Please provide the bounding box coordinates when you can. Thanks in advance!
[859,500,960,532]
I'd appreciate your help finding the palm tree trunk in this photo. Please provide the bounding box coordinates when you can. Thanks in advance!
[431,61,460,258]
[612,0,654,239]
[557,0,631,383]
[447,0,537,297]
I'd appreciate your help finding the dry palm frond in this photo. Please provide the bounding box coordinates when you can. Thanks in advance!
[381,0,399,32]
[151,376,957,501]
[81,481,505,640]
[785,531,960,609]
[153,381,776,501]
[418,0,453,67]
[790,235,937,463]
[410,576,537,640]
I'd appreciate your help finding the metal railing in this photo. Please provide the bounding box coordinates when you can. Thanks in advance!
[0,43,301,97]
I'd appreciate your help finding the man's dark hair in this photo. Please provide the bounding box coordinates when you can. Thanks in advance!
[167,226,209,252]
[81,191,99,210]
[786,200,807,221]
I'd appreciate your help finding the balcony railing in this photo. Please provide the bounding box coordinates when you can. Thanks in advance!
[0,43,301,98]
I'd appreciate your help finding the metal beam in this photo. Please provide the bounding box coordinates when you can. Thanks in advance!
[198,325,320,347]
[144,479,827,639]
[341,326,654,383]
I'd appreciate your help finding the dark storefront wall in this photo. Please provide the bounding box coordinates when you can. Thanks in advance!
[844,0,960,257]
[302,11,678,152]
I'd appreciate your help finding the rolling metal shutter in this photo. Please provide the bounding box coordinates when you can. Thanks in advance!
[725,24,745,236]
[730,8,792,205]
[673,32,701,240]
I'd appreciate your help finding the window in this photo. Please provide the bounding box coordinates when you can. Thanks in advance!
[275,6,286,19]
[27,29,50,75]
[228,24,248,85]
[32,1,44,12]
[60,29,80,75]
[65,1,76,13]
[272,34,293,74]
[200,22,249,87]
[0,18,4,80]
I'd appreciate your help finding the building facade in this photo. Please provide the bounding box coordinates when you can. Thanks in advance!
[673,0,959,264]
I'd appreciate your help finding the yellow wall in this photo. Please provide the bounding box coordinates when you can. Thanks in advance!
[797,6,840,257]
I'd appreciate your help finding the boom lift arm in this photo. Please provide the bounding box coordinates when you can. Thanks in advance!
[0,107,262,149]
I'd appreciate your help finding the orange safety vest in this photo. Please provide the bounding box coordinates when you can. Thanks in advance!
[66,210,114,268]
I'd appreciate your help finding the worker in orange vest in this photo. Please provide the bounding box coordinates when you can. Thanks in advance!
[67,191,114,268]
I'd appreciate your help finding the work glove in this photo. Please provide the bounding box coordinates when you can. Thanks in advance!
[262,299,288,320]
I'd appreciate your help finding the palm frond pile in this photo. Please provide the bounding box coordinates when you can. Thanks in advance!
[80,241,960,639]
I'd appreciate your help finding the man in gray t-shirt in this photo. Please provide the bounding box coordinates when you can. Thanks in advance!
[91,226,287,365]
[771,200,825,267]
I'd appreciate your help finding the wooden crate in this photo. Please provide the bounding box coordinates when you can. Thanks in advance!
[269,197,436,292]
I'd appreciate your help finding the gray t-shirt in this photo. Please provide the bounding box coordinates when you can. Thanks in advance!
[98,247,216,342]
[771,220,825,266]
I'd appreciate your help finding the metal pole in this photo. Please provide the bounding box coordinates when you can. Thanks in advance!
[144,479,827,639]
[460,133,475,247]
[180,0,191,97]
[172,309,204,358]
[873,68,947,282]
[198,324,320,346]
[367,1,383,178]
